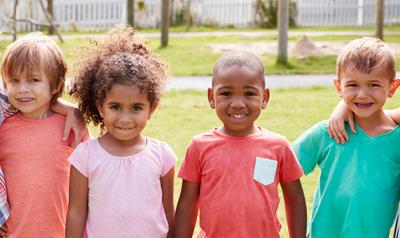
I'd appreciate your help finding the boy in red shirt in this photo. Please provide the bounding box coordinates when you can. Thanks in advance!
[175,51,306,238]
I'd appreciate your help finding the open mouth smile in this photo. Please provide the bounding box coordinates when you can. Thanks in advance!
[116,127,134,131]
[355,103,373,109]
[228,113,248,119]
[17,98,34,102]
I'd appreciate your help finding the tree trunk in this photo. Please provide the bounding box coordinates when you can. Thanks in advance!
[12,0,18,41]
[38,0,63,43]
[375,0,384,40]
[277,0,289,64]
[127,0,135,27]
[161,0,170,47]
[47,0,54,34]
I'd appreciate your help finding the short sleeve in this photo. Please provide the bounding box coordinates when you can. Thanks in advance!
[178,139,201,183]
[291,121,327,175]
[278,138,304,183]
[68,141,90,177]
[0,90,17,125]
[160,142,177,176]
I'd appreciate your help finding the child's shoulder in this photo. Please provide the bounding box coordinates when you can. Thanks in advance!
[260,127,289,141]
[299,120,330,137]
[145,136,176,154]
[146,136,172,148]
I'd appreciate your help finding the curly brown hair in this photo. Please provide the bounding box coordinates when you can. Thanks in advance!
[69,27,168,128]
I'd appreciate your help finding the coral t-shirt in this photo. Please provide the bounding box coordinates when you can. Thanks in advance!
[0,113,73,238]
[179,129,304,238]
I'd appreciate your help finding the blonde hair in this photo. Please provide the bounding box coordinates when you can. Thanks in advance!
[1,32,67,104]
[336,37,396,81]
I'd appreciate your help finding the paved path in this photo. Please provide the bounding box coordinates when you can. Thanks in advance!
[60,74,336,91]
[167,74,335,90]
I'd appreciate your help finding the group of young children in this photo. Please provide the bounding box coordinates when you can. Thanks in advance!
[0,26,399,238]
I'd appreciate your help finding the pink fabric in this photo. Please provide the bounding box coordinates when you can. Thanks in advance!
[69,138,176,238]
[0,113,73,238]
[179,129,304,238]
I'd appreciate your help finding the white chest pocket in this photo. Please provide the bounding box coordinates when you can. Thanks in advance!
[253,157,277,186]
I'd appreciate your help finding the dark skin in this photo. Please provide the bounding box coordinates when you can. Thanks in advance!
[175,65,307,238]
[174,181,200,238]
[281,179,307,238]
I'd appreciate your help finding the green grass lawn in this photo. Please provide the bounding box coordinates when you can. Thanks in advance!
[1,28,399,77]
[84,86,400,237]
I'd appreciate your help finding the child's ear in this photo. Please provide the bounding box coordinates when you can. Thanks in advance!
[207,88,215,109]
[388,79,400,98]
[148,105,157,120]
[333,79,342,97]
[96,101,104,118]
[51,79,65,95]
[262,88,270,109]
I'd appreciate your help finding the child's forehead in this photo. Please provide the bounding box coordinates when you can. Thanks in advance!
[11,65,44,78]
[340,66,393,81]
[213,66,265,88]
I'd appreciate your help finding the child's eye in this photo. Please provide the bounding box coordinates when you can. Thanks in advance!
[110,105,121,111]
[220,92,232,96]
[368,83,380,87]
[132,105,143,111]
[31,78,40,82]
[10,78,19,83]
[244,92,256,96]
[345,84,357,88]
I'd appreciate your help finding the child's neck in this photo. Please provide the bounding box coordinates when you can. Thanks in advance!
[98,132,147,157]
[20,109,54,119]
[355,109,397,137]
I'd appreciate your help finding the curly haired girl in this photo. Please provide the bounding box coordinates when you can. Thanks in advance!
[65,27,176,238]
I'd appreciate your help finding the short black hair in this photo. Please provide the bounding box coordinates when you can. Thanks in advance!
[212,50,265,87]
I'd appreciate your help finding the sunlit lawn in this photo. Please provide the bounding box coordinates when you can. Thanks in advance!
[1,29,399,77]
[84,86,400,237]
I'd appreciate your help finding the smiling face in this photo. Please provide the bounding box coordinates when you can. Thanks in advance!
[97,83,153,143]
[5,69,61,119]
[208,66,269,137]
[334,67,400,121]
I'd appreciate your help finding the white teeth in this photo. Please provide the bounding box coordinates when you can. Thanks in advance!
[117,127,132,131]
[18,98,33,102]
[229,114,246,119]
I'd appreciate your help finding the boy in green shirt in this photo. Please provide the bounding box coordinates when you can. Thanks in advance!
[292,37,400,238]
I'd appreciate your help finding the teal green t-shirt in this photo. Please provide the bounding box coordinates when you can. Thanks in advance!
[292,120,400,238]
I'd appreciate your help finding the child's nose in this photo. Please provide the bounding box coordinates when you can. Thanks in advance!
[119,111,133,123]
[230,97,245,108]
[358,88,369,98]
[18,82,30,93]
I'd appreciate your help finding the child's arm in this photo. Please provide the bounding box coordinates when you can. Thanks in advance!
[281,179,307,238]
[174,180,200,238]
[386,109,400,124]
[327,100,355,144]
[161,167,175,238]
[51,99,89,147]
[65,166,88,238]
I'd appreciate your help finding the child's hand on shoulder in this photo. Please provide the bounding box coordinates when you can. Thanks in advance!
[64,107,90,147]
[0,223,8,237]
[328,100,356,144]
